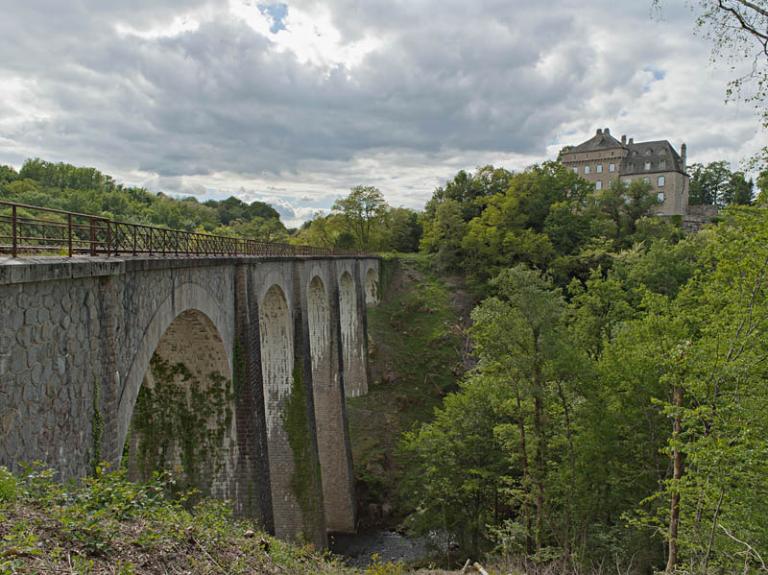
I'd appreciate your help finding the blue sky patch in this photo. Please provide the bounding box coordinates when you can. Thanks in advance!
[258,3,288,33]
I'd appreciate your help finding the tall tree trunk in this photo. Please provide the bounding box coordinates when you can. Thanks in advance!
[531,334,546,553]
[515,388,534,555]
[556,380,575,558]
[666,384,684,573]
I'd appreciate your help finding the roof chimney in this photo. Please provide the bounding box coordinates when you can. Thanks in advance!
[628,137,634,145]
[621,134,627,145]
[681,143,687,169]
[604,128,610,135]
[596,128,603,135]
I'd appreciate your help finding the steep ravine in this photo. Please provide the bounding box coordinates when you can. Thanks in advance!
[337,256,476,567]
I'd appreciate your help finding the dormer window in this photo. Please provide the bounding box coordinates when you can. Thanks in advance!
[659,160,666,169]
[645,149,652,156]
[644,161,651,171]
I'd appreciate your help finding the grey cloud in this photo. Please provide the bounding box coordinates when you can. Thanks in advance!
[0,0,765,221]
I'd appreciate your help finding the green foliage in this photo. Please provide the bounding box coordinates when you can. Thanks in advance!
[0,158,288,240]
[0,468,17,503]
[332,185,389,250]
[363,554,406,575]
[419,199,466,272]
[407,203,768,572]
[0,467,354,574]
[297,189,422,252]
[421,162,668,288]
[689,161,754,206]
[126,355,233,496]
[347,255,463,526]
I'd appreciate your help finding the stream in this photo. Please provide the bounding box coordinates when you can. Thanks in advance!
[330,530,433,567]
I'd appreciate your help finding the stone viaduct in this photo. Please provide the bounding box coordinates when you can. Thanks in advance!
[0,254,381,547]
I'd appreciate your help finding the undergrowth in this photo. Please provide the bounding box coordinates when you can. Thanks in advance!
[0,464,379,575]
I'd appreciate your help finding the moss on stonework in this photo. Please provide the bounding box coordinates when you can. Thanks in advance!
[283,363,323,540]
[125,355,234,497]
[90,379,104,475]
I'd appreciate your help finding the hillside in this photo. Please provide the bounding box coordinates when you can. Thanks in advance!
[0,159,289,240]
[346,255,471,530]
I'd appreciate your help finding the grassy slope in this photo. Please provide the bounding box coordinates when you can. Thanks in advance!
[0,467,358,575]
[347,255,466,527]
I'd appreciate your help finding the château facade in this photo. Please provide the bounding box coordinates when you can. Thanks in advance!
[559,128,689,216]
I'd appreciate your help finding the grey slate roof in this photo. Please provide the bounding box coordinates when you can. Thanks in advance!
[568,130,624,152]
[622,140,685,175]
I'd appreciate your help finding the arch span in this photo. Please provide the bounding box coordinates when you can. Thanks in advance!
[365,266,379,305]
[117,282,234,459]
[124,308,238,498]
[339,270,366,397]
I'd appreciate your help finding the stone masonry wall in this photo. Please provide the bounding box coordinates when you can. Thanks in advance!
[0,254,379,546]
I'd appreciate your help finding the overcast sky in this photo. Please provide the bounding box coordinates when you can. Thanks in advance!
[1,0,765,226]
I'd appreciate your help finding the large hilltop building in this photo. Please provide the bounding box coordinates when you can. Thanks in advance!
[559,128,689,216]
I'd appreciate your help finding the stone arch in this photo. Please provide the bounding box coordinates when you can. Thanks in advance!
[307,276,331,369]
[339,270,365,397]
[258,283,301,539]
[122,306,237,499]
[365,266,379,305]
[117,282,233,460]
[259,284,294,434]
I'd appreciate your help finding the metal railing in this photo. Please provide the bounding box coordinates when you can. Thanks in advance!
[0,200,358,258]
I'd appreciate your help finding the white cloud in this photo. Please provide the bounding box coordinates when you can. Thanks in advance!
[0,0,766,224]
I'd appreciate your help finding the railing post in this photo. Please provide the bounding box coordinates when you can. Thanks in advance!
[11,204,17,258]
[107,221,114,257]
[89,218,97,256]
[133,227,137,256]
[67,213,73,257]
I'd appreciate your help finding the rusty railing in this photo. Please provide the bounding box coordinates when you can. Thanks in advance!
[0,200,357,258]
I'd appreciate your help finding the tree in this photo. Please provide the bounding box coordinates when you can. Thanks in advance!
[332,186,388,250]
[672,1,768,124]
[420,199,466,271]
[385,207,422,252]
[0,165,18,184]
[689,162,732,205]
[725,171,754,204]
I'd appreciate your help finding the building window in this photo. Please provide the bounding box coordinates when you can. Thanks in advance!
[597,164,603,173]
[595,180,603,190]
[572,167,578,174]
[645,149,652,156]
[584,166,591,174]
[644,161,651,171]
[657,192,665,203]
[643,177,650,184]
[658,175,665,187]
[659,160,666,169]
[609,163,616,172]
